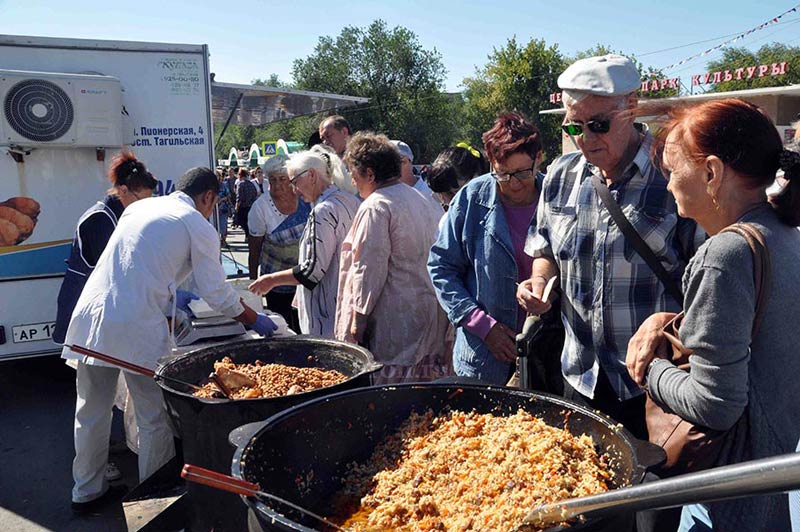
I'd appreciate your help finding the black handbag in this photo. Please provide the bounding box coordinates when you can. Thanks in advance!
[511,302,565,395]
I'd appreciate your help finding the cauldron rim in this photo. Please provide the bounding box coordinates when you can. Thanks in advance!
[154,335,383,403]
[230,382,665,532]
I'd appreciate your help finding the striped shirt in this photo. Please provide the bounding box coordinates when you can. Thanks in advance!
[292,185,360,336]
[526,132,703,400]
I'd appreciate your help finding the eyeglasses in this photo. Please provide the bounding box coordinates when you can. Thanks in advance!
[561,118,612,137]
[490,164,537,183]
[288,169,310,185]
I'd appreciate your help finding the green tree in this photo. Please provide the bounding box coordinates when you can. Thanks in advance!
[251,74,292,88]
[292,19,454,162]
[573,44,677,98]
[214,123,248,161]
[461,37,568,163]
[706,43,800,92]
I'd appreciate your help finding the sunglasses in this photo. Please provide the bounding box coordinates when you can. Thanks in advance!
[561,118,612,136]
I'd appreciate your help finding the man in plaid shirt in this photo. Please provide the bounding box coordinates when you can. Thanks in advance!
[517,55,703,440]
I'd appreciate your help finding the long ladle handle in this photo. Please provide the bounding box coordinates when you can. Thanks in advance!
[69,344,156,377]
[69,344,205,392]
[522,452,800,529]
[182,465,350,532]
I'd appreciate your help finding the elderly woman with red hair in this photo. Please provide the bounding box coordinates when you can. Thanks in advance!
[627,99,800,532]
[428,112,544,384]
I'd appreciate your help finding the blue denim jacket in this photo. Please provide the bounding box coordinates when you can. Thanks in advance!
[428,173,541,384]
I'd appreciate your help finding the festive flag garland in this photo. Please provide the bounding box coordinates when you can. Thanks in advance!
[661,4,800,71]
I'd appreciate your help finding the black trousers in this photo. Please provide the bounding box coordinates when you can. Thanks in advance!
[265,291,300,334]
[562,366,648,440]
[235,207,250,236]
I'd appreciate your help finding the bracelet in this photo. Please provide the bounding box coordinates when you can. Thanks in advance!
[642,359,657,393]
[532,274,550,284]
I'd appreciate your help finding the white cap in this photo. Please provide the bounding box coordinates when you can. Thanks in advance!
[391,140,414,163]
[558,54,641,96]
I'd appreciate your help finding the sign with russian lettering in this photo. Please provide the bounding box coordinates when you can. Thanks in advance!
[549,62,789,104]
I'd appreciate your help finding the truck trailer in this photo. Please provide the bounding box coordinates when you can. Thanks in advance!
[0,34,215,360]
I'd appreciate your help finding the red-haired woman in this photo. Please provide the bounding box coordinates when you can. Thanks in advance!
[428,112,544,384]
[55,152,157,344]
[627,99,800,531]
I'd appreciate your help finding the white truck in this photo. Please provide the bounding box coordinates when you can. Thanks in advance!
[0,34,216,360]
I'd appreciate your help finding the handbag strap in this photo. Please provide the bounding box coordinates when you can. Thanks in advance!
[718,222,771,337]
[590,174,684,306]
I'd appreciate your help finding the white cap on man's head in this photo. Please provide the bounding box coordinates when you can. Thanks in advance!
[558,54,641,97]
[391,140,414,163]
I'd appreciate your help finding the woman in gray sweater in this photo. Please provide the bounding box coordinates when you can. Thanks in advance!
[627,98,800,532]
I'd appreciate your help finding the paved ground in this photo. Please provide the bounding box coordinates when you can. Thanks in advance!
[0,225,250,531]
[0,356,137,531]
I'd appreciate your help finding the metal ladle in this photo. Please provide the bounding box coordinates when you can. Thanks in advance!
[515,452,800,531]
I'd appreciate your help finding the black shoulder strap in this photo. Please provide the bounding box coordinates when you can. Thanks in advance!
[590,174,684,306]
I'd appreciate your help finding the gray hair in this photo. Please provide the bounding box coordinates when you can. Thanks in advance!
[262,154,289,177]
[287,145,357,195]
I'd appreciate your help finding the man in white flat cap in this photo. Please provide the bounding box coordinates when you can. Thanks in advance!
[517,54,704,531]
[517,54,703,434]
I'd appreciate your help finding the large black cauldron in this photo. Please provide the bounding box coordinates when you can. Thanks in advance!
[230,383,666,532]
[155,336,382,532]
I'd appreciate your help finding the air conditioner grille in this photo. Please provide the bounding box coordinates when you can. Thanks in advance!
[4,79,74,142]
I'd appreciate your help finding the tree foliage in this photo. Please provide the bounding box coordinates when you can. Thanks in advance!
[706,43,800,92]
[292,19,455,162]
[251,74,291,88]
[461,37,568,163]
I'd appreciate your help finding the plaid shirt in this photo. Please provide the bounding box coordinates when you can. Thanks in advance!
[235,178,258,211]
[526,132,704,400]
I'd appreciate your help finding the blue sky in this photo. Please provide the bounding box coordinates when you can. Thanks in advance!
[2,0,800,92]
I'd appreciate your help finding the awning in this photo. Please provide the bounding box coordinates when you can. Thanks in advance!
[211,82,369,126]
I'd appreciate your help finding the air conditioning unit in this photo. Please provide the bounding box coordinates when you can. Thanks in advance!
[0,69,123,148]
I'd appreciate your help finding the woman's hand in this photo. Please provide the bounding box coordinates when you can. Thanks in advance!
[484,322,517,363]
[516,278,552,315]
[626,312,677,386]
[248,274,277,296]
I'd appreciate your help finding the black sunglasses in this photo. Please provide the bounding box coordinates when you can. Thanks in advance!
[561,118,612,136]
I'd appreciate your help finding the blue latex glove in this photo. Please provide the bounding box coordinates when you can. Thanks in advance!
[251,312,278,336]
[175,290,199,315]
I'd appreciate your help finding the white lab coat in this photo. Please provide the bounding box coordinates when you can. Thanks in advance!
[63,191,244,369]
[64,190,245,502]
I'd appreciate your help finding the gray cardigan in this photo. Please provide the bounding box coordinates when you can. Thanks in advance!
[648,204,800,531]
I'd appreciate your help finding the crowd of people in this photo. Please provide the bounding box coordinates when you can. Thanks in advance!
[57,52,800,531]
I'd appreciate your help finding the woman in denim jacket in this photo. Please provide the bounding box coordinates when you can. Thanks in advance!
[428,112,543,384]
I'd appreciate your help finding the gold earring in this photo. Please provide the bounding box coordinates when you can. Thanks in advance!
[711,195,720,211]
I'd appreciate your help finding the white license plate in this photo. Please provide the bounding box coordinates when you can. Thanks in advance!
[12,322,57,343]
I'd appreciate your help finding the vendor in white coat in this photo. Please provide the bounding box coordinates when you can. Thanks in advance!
[63,167,276,514]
